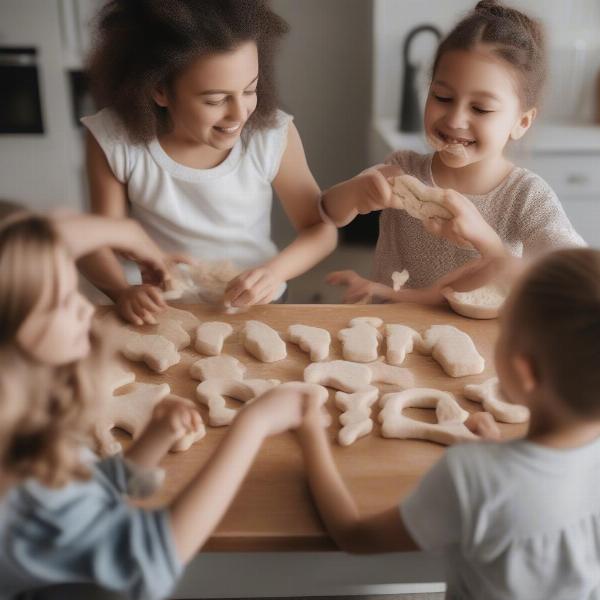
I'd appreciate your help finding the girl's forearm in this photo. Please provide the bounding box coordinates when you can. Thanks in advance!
[267,222,337,282]
[168,410,267,564]
[299,424,362,550]
[321,183,360,227]
[77,249,131,302]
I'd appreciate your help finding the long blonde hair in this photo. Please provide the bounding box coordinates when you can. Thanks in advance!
[0,213,111,487]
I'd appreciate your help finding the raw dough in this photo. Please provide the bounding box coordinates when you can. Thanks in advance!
[121,333,180,373]
[106,363,135,393]
[335,387,379,446]
[379,388,477,445]
[426,132,470,161]
[391,269,409,291]
[151,318,190,350]
[288,324,331,362]
[420,325,485,377]
[389,175,452,220]
[442,283,508,320]
[189,355,247,381]
[195,378,280,426]
[385,324,422,365]
[348,317,383,329]
[94,382,171,455]
[304,360,414,393]
[338,320,381,363]
[242,320,287,363]
[194,321,234,356]
[464,377,530,424]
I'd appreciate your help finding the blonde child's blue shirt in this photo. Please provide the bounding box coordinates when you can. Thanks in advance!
[401,436,600,600]
[0,455,182,600]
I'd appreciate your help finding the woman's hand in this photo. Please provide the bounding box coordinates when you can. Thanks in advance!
[115,284,166,325]
[223,266,284,307]
[423,189,505,257]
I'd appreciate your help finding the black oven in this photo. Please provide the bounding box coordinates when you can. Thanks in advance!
[0,47,44,134]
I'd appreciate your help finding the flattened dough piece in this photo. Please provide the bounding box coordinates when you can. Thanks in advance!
[243,320,287,363]
[195,378,280,426]
[385,324,422,365]
[335,387,379,446]
[94,382,171,455]
[421,324,484,377]
[189,355,246,381]
[338,323,381,363]
[121,333,180,373]
[464,377,530,424]
[106,363,135,393]
[194,322,234,356]
[348,317,383,329]
[288,324,331,362]
[304,360,414,392]
[389,175,452,220]
[151,318,190,350]
[379,388,477,445]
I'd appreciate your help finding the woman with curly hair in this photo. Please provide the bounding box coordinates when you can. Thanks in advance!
[80,0,337,325]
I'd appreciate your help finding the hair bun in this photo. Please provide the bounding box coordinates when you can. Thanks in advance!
[475,0,505,17]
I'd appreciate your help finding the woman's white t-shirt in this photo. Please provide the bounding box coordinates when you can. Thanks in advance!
[81,108,292,271]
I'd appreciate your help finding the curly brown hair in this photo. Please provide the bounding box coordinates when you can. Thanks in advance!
[87,0,289,143]
[0,214,113,487]
[432,0,546,110]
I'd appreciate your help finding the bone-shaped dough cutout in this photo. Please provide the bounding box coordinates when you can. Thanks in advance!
[106,363,135,393]
[379,387,477,445]
[195,378,280,426]
[189,355,247,381]
[94,382,171,455]
[243,320,287,362]
[335,386,379,446]
[150,318,190,350]
[385,324,423,365]
[338,317,383,363]
[121,332,180,373]
[464,377,530,424]
[420,324,484,377]
[288,324,331,362]
[389,175,452,221]
[194,321,233,356]
[304,360,414,393]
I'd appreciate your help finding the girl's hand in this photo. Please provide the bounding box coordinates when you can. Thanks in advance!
[465,411,501,440]
[151,397,204,442]
[352,165,405,214]
[115,284,167,325]
[423,190,505,257]
[326,270,395,304]
[223,266,284,307]
[243,383,330,438]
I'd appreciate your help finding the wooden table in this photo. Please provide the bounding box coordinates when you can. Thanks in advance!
[105,303,525,553]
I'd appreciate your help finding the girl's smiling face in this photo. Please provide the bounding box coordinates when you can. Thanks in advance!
[154,41,259,152]
[424,46,535,168]
[17,247,95,366]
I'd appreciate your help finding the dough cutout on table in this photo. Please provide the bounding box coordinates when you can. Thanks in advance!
[288,324,331,362]
[335,386,379,446]
[385,324,423,365]
[304,360,414,393]
[379,388,477,445]
[121,332,180,373]
[194,322,234,356]
[420,324,485,377]
[242,320,287,363]
[389,175,452,221]
[195,378,280,426]
[338,317,383,363]
[106,363,135,393]
[189,355,247,381]
[464,377,530,424]
[150,318,190,350]
[94,382,171,455]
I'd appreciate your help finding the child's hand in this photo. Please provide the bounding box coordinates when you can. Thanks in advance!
[465,411,501,440]
[223,266,283,307]
[423,190,505,257]
[326,270,394,303]
[151,397,204,442]
[352,165,405,214]
[115,284,167,325]
[243,383,330,438]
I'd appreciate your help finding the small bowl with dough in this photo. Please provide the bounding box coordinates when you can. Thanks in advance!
[442,283,508,320]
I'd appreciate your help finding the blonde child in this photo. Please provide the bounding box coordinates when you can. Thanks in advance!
[298,247,600,599]
[0,213,324,599]
[323,0,584,303]
[81,0,337,325]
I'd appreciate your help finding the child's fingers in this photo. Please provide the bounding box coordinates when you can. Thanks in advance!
[146,286,167,308]
[167,252,197,266]
[224,271,261,305]
[120,302,144,326]
[228,272,266,306]
[132,301,158,325]
[326,270,356,286]
[136,293,163,314]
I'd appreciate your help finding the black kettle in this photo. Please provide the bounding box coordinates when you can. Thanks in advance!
[398,24,442,133]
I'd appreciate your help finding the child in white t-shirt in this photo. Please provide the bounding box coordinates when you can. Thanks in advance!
[81,0,337,324]
[297,247,600,600]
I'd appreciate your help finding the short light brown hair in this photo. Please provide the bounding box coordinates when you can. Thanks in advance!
[507,248,600,416]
